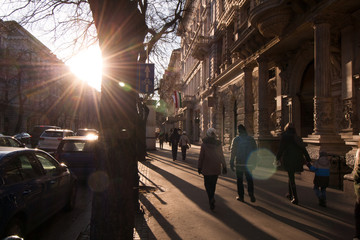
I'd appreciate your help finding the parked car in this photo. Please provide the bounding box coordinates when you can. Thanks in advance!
[30,125,60,148]
[75,128,99,136]
[55,135,98,180]
[13,133,31,146]
[0,147,77,239]
[37,129,74,154]
[0,135,25,148]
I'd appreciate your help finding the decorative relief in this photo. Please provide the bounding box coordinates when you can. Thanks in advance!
[314,97,333,132]
[343,98,356,130]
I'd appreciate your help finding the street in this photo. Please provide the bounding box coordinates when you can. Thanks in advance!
[138,143,355,240]
[26,182,92,240]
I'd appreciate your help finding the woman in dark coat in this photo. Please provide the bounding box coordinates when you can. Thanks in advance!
[276,123,311,205]
[198,128,227,210]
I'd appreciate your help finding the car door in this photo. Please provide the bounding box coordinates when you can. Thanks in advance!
[0,153,44,233]
[33,152,70,214]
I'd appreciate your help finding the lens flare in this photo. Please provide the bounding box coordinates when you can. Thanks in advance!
[88,171,110,192]
[251,148,278,180]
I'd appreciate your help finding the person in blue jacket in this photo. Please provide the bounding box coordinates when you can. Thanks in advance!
[307,151,330,207]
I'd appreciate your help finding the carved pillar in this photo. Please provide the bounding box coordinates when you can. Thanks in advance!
[243,66,254,135]
[313,21,335,135]
[254,57,270,138]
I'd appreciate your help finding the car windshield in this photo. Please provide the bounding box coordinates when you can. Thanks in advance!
[42,131,64,138]
[61,141,94,152]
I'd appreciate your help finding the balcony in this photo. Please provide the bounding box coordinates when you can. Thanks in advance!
[192,36,210,60]
[249,0,292,38]
[182,95,196,108]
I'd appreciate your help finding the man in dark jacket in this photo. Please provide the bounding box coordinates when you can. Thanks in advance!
[230,124,257,202]
[169,128,180,161]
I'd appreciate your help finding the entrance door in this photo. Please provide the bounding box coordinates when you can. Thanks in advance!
[299,62,314,137]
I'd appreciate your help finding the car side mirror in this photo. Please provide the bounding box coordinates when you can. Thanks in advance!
[59,163,69,173]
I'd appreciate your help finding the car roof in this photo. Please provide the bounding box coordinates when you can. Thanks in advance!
[62,135,98,141]
[0,146,40,159]
[45,129,74,132]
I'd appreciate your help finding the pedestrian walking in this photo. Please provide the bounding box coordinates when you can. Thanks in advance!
[169,128,180,161]
[306,151,330,207]
[158,131,165,149]
[354,141,360,240]
[276,123,311,205]
[198,128,227,210]
[230,124,257,203]
[179,131,191,161]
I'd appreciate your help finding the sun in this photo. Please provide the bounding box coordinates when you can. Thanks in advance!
[66,45,102,91]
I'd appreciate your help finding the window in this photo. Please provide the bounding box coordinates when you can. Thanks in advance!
[35,152,58,176]
[1,154,40,185]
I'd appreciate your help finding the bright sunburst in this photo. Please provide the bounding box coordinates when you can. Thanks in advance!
[66,45,102,91]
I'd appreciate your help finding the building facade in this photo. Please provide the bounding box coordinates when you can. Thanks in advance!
[160,0,360,176]
[0,20,100,134]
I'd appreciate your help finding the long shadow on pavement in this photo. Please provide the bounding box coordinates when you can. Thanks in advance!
[143,154,277,239]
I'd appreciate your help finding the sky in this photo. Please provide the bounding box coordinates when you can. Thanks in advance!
[0,1,179,94]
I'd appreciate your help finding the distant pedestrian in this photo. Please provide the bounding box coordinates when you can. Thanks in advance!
[230,124,257,203]
[179,131,191,161]
[276,123,311,205]
[165,132,169,143]
[307,151,330,207]
[169,128,180,160]
[158,131,165,149]
[198,128,227,210]
[354,141,360,240]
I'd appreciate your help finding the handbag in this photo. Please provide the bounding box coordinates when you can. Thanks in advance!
[186,144,190,149]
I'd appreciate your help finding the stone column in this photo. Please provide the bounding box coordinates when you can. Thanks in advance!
[254,57,270,138]
[313,21,334,135]
[243,66,254,135]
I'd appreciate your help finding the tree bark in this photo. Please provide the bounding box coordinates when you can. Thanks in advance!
[89,0,146,239]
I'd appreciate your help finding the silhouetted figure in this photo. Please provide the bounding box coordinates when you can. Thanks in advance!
[169,128,180,160]
[198,128,227,210]
[230,124,257,203]
[276,123,311,205]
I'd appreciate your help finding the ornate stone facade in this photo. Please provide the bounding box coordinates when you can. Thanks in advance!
[161,0,360,181]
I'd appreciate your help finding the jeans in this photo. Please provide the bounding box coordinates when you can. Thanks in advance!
[204,175,218,202]
[171,143,178,160]
[236,168,254,197]
[181,145,187,160]
[314,185,326,200]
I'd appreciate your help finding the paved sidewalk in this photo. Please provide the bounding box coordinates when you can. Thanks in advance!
[78,142,356,239]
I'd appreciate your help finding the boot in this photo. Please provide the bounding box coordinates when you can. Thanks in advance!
[290,184,298,205]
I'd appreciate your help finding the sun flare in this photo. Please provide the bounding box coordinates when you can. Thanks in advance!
[66,46,102,91]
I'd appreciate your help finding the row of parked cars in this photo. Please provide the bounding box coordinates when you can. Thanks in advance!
[0,126,98,239]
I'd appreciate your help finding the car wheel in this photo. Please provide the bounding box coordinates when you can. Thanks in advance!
[4,217,24,238]
[65,183,77,211]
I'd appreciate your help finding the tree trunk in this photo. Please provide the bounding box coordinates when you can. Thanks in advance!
[89,0,146,239]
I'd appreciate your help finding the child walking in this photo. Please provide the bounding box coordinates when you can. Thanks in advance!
[307,151,330,207]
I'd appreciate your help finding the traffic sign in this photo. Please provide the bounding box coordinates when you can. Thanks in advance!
[137,63,154,94]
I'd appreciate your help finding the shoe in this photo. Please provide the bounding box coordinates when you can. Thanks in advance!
[250,195,256,203]
[236,196,244,202]
[286,194,293,201]
[210,198,215,210]
[291,198,298,205]
[319,199,327,207]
